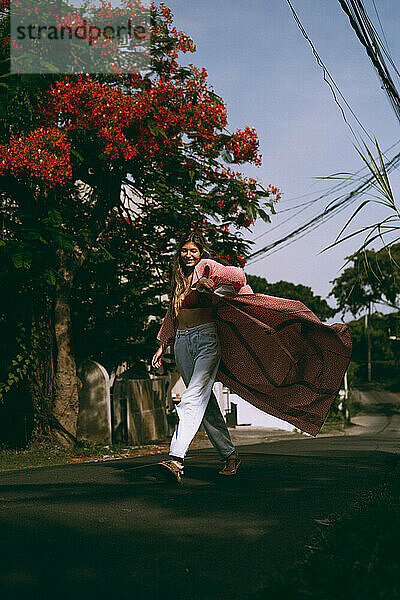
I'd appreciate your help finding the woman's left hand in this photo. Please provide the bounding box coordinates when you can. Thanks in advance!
[197,277,215,293]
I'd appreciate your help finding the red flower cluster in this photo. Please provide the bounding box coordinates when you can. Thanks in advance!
[39,67,228,163]
[41,74,139,162]
[151,2,196,57]
[157,2,174,24]
[215,198,240,215]
[1,1,277,212]
[268,184,281,201]
[130,66,227,157]
[214,252,231,261]
[99,127,138,161]
[226,126,262,166]
[42,74,136,131]
[214,252,246,267]
[55,11,119,57]
[241,215,255,227]
[0,127,72,187]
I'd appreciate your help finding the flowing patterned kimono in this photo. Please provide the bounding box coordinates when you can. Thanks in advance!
[157,258,352,436]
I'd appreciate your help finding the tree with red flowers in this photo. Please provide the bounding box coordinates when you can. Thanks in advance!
[0,1,280,445]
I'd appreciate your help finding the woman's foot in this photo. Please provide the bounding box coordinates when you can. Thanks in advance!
[158,459,184,484]
[218,453,241,476]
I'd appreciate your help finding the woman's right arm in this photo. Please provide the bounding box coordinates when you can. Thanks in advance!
[151,342,167,369]
[152,306,175,369]
[156,306,175,348]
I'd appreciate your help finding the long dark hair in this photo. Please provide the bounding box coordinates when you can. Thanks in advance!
[170,231,212,319]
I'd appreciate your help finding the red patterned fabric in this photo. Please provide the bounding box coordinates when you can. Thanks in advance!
[157,258,352,436]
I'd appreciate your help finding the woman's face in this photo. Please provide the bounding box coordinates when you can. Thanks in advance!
[180,241,201,269]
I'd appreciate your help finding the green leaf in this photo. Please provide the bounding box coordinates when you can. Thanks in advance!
[48,209,62,227]
[147,120,159,136]
[258,209,271,222]
[207,90,225,106]
[39,60,61,73]
[12,253,23,269]
[97,244,115,260]
[44,268,56,286]
[62,239,75,251]
[246,204,256,219]
[221,149,234,163]
[157,127,168,139]
[333,200,371,243]
[71,148,85,163]
[147,119,167,138]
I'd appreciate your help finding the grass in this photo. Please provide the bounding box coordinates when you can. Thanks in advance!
[0,439,171,472]
[0,413,355,472]
[319,416,346,435]
[319,412,357,435]
[247,462,400,600]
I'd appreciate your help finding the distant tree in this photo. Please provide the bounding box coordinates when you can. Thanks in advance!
[345,311,400,391]
[246,274,336,322]
[329,244,400,317]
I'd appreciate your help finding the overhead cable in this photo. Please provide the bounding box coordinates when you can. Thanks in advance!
[285,0,376,146]
[247,149,400,263]
[338,0,400,123]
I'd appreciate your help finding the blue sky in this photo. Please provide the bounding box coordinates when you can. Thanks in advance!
[160,0,400,318]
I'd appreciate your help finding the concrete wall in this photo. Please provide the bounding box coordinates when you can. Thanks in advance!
[112,374,174,444]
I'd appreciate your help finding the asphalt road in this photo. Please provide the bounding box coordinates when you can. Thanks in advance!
[0,403,399,600]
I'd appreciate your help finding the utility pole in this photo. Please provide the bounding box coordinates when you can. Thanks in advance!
[364,301,372,383]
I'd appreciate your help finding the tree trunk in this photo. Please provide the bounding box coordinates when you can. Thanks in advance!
[26,304,57,440]
[52,248,80,445]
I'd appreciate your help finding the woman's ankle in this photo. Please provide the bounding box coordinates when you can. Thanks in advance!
[170,455,184,466]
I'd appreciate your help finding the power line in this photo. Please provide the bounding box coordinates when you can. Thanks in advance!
[247,2,400,264]
[371,0,390,55]
[370,0,400,80]
[338,0,400,123]
[247,148,400,264]
[252,137,400,244]
[285,0,376,146]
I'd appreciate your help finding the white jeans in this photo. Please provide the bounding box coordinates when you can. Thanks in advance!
[169,321,236,461]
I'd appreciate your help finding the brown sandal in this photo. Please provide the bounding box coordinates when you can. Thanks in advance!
[218,456,241,476]
[158,460,184,484]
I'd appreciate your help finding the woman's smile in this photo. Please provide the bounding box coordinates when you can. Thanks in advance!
[180,241,201,267]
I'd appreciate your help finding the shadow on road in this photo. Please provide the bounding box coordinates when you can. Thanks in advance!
[0,440,398,600]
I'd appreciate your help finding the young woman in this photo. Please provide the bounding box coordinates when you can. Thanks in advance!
[152,231,352,485]
[151,232,241,484]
